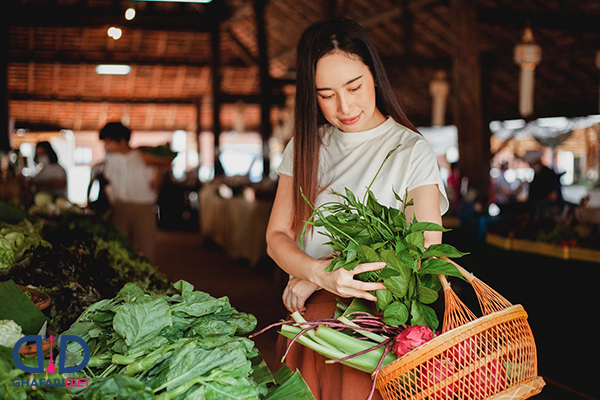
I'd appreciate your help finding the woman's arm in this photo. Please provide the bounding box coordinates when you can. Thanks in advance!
[404,184,444,248]
[266,174,386,312]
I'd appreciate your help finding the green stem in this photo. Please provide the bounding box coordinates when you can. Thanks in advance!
[280,327,374,373]
[337,316,388,343]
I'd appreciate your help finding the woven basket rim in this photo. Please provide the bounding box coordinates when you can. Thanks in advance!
[17,284,51,311]
[376,304,529,385]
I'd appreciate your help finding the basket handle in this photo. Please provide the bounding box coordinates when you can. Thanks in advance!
[439,257,513,320]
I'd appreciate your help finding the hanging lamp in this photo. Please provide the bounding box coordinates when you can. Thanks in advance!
[513,27,542,118]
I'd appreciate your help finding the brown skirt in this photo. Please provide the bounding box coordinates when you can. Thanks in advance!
[275,290,383,400]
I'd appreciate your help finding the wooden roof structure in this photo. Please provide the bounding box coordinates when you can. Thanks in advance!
[2,0,600,192]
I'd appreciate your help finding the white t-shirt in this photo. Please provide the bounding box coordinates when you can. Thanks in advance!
[104,149,157,204]
[277,117,449,259]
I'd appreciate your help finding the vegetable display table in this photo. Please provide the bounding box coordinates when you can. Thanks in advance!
[199,184,273,266]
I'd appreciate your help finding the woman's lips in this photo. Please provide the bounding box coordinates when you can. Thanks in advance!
[339,114,361,125]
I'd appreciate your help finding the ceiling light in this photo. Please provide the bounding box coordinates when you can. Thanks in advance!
[96,65,131,75]
[133,0,212,3]
[125,8,136,20]
[107,27,122,40]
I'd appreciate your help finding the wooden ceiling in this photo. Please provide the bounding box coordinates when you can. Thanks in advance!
[6,0,600,134]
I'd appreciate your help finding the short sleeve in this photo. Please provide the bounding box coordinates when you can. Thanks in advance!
[276,138,294,176]
[406,139,450,215]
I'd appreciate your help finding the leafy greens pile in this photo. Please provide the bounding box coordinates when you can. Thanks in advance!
[0,220,50,270]
[301,145,467,330]
[58,280,313,400]
[2,220,171,333]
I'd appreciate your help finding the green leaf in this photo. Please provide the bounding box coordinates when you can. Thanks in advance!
[418,274,442,292]
[380,249,411,282]
[383,301,409,326]
[405,231,425,252]
[422,244,469,259]
[357,244,379,263]
[417,286,438,304]
[378,267,400,278]
[417,301,439,331]
[409,222,450,233]
[418,258,465,280]
[383,276,408,298]
[376,289,393,310]
[409,299,428,327]
[113,298,172,347]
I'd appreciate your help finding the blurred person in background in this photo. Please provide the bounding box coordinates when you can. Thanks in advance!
[32,141,67,198]
[493,161,522,214]
[99,122,165,263]
[523,150,564,216]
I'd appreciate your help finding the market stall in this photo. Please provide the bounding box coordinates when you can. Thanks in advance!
[199,182,274,267]
[0,199,315,399]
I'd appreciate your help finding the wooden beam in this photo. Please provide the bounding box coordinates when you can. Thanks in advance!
[401,0,414,56]
[226,28,258,68]
[7,55,246,69]
[211,22,223,176]
[272,0,441,62]
[478,7,600,32]
[10,4,219,32]
[9,93,287,106]
[0,4,10,151]
[256,0,271,180]
[451,0,490,200]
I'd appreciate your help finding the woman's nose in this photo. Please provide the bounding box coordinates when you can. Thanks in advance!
[337,93,351,114]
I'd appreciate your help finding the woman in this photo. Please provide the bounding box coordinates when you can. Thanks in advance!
[266,18,449,400]
[32,141,67,198]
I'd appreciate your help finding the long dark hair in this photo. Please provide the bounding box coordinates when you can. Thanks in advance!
[291,17,417,233]
[35,141,59,164]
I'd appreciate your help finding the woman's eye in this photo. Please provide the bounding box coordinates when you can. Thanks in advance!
[349,85,362,92]
[320,94,334,100]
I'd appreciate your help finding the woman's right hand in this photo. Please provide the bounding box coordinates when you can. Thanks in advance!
[313,260,387,303]
[282,277,320,314]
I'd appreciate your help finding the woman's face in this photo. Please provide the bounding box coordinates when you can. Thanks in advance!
[315,51,385,132]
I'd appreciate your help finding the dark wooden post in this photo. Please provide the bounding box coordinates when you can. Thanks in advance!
[196,98,202,173]
[211,22,223,176]
[256,0,271,180]
[0,6,10,152]
[450,0,490,201]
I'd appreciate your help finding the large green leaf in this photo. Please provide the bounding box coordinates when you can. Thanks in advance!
[383,276,408,298]
[383,301,409,326]
[418,258,465,280]
[422,244,469,259]
[417,286,439,304]
[409,222,450,233]
[376,289,393,310]
[113,298,172,347]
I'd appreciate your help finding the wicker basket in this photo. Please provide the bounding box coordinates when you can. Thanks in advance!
[18,284,51,311]
[18,337,52,356]
[375,260,545,400]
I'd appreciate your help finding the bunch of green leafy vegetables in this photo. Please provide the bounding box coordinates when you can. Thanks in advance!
[0,219,50,270]
[2,223,171,333]
[0,345,77,400]
[58,280,314,400]
[300,145,467,331]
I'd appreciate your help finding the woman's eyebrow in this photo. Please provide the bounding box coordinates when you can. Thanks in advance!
[316,75,363,91]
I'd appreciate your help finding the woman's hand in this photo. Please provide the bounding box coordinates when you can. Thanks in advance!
[282,277,320,314]
[313,260,387,302]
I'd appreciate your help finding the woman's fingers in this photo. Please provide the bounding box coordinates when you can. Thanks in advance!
[351,261,386,275]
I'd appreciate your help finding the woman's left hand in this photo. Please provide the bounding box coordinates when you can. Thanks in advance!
[282,277,320,314]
